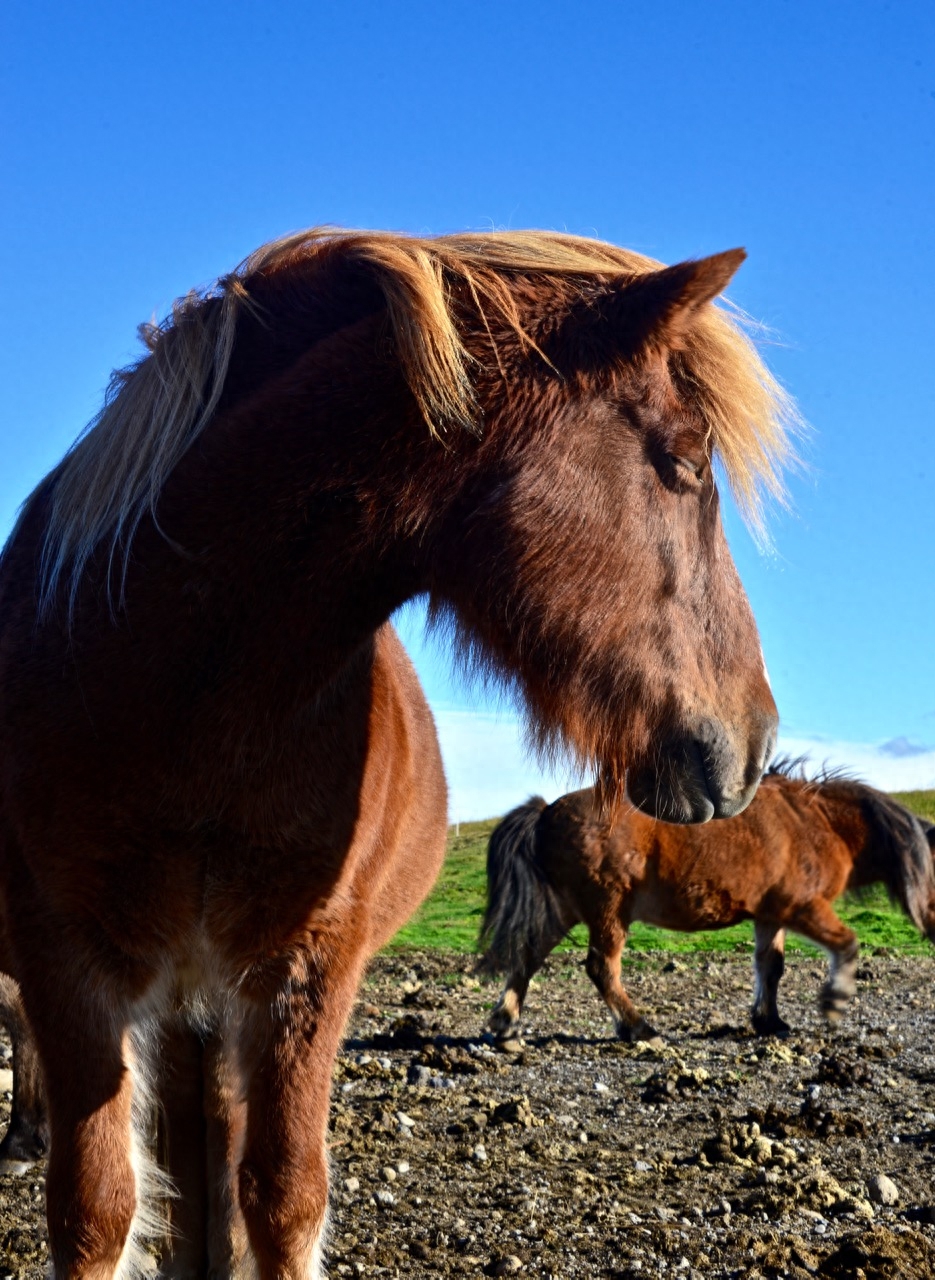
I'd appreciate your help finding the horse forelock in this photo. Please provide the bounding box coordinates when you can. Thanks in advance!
[22,226,798,615]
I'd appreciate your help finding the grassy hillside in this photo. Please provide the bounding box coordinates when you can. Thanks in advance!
[388,790,935,957]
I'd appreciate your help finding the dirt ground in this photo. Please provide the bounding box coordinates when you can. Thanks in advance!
[2,950,935,1279]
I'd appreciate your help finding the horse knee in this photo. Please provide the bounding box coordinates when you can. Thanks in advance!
[585,946,611,990]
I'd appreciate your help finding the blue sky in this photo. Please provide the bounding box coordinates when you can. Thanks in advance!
[2,1,933,818]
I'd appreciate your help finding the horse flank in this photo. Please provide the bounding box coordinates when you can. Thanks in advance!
[18,227,801,615]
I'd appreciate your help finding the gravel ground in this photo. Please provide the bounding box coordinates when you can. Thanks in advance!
[2,950,935,1278]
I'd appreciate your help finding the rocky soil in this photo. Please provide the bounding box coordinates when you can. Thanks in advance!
[2,950,935,1278]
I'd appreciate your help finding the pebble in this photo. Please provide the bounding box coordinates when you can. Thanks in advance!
[396,1112,416,1129]
[634,1160,652,1172]
[867,1173,899,1205]
[594,1081,610,1094]
[473,1144,488,1162]
[491,1257,523,1276]
[380,1166,397,1182]
[343,1176,360,1194]
[396,1161,410,1174]
[374,1189,395,1207]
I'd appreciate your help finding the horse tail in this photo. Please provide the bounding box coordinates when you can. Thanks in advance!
[479,796,567,975]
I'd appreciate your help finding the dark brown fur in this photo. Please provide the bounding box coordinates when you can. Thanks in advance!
[0,231,781,1278]
[483,764,935,1041]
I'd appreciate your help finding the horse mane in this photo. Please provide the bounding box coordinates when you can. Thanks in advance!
[766,756,933,930]
[18,227,801,614]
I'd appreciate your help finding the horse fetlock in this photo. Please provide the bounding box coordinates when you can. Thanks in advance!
[820,986,851,1025]
[488,988,522,1036]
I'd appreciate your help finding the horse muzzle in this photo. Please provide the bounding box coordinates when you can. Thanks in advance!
[626,714,777,824]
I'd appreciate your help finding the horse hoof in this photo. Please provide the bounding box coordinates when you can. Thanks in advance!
[495,1037,524,1055]
[619,1018,661,1043]
[751,1014,791,1038]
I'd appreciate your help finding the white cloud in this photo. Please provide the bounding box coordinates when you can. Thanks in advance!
[433,707,583,823]
[432,706,935,822]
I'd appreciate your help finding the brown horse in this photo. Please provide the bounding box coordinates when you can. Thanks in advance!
[0,228,790,1278]
[482,761,935,1042]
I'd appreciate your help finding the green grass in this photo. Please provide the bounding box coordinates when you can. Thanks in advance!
[387,790,935,957]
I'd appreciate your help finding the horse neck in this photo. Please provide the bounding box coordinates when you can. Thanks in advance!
[137,315,463,694]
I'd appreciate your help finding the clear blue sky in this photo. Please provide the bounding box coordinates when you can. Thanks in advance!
[2,1,933,815]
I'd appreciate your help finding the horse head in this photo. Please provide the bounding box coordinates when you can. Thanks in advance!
[427,246,784,821]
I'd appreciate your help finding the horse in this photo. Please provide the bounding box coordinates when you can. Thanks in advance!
[0,934,48,1170]
[481,761,935,1042]
[0,227,791,1279]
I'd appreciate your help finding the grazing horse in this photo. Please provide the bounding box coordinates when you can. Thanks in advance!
[482,761,935,1042]
[0,228,790,1278]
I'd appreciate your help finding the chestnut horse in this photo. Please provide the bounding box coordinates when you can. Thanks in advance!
[482,761,935,1042]
[0,228,790,1278]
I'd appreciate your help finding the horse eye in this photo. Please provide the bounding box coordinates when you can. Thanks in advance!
[668,453,704,479]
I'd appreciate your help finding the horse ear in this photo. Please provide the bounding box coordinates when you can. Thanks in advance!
[625,248,747,350]
[553,249,746,370]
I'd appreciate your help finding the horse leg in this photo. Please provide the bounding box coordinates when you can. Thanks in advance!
[204,1024,249,1279]
[0,973,49,1170]
[750,922,790,1037]
[488,969,532,1042]
[158,1018,208,1278]
[585,923,659,1042]
[790,900,860,1026]
[26,987,144,1280]
[237,949,364,1280]
[487,914,570,1043]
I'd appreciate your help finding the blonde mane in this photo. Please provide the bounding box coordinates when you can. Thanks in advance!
[26,227,800,612]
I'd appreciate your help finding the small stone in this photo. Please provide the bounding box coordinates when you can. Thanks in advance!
[867,1173,899,1205]
[594,1081,610,1094]
[343,1176,360,1194]
[396,1111,416,1129]
[396,1160,410,1174]
[578,1131,589,1143]
[491,1257,523,1276]
[380,1166,397,1182]
[634,1160,652,1172]
[374,1189,395,1207]
[473,1144,488,1162]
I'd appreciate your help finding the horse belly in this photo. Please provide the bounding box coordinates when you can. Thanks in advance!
[629,882,748,933]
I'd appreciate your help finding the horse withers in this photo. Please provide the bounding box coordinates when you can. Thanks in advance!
[482,761,935,1043]
[0,229,793,1278]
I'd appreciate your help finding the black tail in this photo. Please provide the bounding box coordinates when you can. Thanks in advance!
[478,796,568,975]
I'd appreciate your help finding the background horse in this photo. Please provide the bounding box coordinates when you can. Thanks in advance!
[482,761,935,1042]
[0,228,791,1278]
[0,922,47,1171]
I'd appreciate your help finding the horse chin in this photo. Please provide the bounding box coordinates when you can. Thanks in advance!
[625,725,770,825]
